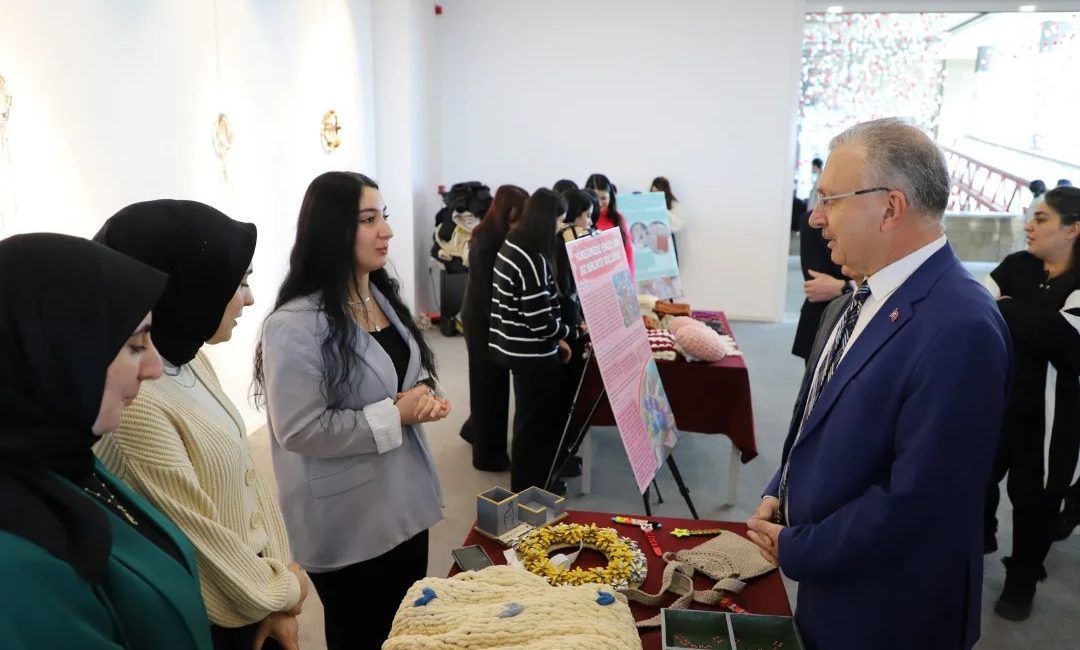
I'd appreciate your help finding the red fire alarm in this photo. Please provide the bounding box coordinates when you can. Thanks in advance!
[435,5,443,15]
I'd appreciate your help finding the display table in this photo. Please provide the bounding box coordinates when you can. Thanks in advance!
[452,510,792,650]
[574,311,756,504]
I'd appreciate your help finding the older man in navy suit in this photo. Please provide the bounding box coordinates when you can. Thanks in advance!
[747,118,1012,650]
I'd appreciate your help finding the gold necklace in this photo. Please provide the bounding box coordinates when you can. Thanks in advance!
[84,475,139,527]
[347,298,382,332]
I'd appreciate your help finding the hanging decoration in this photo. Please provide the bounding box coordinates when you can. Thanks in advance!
[321,109,342,152]
[208,0,237,185]
[0,74,15,234]
[0,75,11,131]
[212,113,234,181]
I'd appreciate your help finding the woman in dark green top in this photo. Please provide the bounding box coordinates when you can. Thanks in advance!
[0,233,213,649]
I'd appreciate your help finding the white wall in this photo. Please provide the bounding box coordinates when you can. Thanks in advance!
[1,0,811,431]
[435,0,805,320]
[0,0,378,429]
[370,0,443,314]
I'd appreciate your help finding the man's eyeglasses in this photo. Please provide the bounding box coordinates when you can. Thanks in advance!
[816,187,892,208]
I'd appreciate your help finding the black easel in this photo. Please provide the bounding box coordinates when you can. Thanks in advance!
[545,350,699,519]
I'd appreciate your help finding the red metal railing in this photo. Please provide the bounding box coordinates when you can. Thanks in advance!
[941,145,1030,214]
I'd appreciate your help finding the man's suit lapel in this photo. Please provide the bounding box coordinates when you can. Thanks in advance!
[795,244,960,448]
[782,297,845,466]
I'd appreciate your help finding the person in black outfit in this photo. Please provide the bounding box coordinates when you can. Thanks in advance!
[790,191,806,233]
[983,185,1080,621]
[791,199,852,360]
[488,188,576,493]
[553,178,579,194]
[458,185,529,471]
[551,189,594,478]
[1056,473,1080,540]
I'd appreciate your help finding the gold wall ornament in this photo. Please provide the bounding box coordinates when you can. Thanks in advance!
[0,74,14,232]
[212,113,234,180]
[321,109,341,152]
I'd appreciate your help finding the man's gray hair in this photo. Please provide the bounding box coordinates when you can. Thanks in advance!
[830,118,951,220]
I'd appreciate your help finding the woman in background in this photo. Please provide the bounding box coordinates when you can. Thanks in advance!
[552,189,594,478]
[585,173,634,278]
[458,184,529,471]
[489,188,574,493]
[553,178,578,194]
[583,188,602,228]
[650,176,685,261]
[93,201,306,650]
[555,189,593,344]
[255,172,449,650]
[1027,179,1047,219]
[0,233,212,649]
[983,186,1080,621]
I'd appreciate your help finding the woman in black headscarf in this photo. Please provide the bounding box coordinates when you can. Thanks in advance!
[0,233,213,649]
[93,200,308,650]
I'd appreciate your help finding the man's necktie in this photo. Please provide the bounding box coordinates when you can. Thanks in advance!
[776,281,871,524]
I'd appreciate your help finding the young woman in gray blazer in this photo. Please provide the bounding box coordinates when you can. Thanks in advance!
[254,172,450,650]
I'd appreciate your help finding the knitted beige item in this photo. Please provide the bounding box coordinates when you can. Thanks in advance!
[638,294,659,313]
[384,565,642,649]
[619,530,776,628]
[94,351,299,626]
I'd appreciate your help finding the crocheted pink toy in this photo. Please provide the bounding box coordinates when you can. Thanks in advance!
[674,324,726,362]
[667,316,706,336]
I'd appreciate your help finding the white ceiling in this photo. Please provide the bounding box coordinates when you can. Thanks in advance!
[805,1,1080,11]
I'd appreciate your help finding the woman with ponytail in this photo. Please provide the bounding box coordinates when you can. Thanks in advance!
[983,185,1080,621]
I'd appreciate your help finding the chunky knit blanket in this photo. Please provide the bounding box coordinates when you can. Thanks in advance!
[384,565,642,649]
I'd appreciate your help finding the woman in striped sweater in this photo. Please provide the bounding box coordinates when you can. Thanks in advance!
[489,188,575,493]
[93,201,307,650]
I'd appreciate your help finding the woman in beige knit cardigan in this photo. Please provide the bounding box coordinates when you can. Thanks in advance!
[93,200,309,650]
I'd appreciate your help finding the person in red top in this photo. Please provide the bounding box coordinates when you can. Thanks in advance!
[585,173,634,278]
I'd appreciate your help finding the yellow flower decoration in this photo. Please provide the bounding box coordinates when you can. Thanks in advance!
[514,524,647,589]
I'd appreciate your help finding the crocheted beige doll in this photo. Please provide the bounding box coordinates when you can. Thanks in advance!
[385,565,642,649]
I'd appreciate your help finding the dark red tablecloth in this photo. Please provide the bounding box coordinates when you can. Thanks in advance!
[452,510,792,650]
[575,310,758,462]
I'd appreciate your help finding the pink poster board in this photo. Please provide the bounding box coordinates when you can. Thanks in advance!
[565,228,680,493]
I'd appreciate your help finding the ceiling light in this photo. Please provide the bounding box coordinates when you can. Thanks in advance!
[1018,4,1037,11]
[826,5,844,13]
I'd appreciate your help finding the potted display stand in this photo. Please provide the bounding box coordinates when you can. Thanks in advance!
[475,486,567,545]
[661,609,805,650]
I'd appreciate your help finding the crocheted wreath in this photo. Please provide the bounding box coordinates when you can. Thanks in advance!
[514,523,647,589]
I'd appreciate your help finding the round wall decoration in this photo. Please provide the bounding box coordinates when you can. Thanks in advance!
[212,113,234,180]
[321,109,341,152]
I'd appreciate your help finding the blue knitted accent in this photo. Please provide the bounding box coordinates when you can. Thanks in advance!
[413,587,437,607]
[497,602,525,618]
[595,591,616,606]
